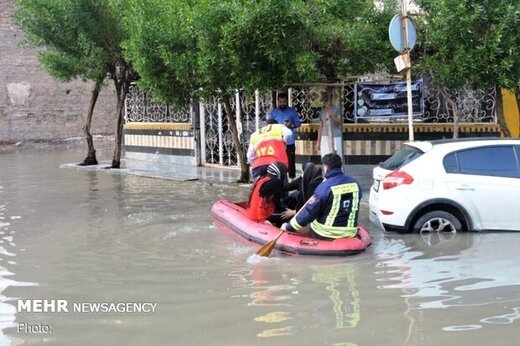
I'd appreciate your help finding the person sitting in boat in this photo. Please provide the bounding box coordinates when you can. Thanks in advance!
[246,119,291,181]
[280,153,361,239]
[281,162,324,220]
[246,162,287,226]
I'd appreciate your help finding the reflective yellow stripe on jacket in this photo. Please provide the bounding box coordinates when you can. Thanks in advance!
[311,182,359,239]
[250,124,283,147]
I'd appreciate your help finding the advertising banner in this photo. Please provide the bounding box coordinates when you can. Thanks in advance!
[354,80,424,119]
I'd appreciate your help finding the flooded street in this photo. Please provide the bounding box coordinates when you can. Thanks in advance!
[1,143,519,345]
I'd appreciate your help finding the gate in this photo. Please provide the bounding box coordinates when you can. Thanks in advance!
[199,91,273,167]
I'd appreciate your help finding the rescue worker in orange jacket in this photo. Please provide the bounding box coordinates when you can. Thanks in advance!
[247,119,291,180]
[246,162,287,226]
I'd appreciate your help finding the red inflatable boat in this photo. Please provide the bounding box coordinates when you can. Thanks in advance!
[211,199,371,256]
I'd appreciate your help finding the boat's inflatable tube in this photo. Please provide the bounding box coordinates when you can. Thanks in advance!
[211,199,371,256]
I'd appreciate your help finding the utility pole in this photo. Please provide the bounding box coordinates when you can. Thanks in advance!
[401,0,414,141]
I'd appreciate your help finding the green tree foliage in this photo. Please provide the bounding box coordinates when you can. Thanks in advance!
[124,0,319,101]
[125,0,315,181]
[15,0,133,167]
[125,0,394,181]
[306,0,395,79]
[415,0,520,136]
[123,0,197,106]
[15,0,115,81]
[193,0,320,97]
[125,0,394,99]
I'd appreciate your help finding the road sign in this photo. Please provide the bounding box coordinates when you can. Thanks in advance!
[394,52,411,72]
[389,14,416,52]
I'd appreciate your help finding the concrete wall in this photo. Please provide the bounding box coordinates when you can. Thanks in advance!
[0,0,115,144]
[124,123,198,166]
[123,121,501,167]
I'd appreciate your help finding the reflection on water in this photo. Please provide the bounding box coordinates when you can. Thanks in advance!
[254,311,293,323]
[374,231,520,339]
[228,262,299,338]
[375,233,520,308]
[312,264,360,329]
[1,143,520,345]
[248,285,294,307]
[256,325,298,338]
[0,183,37,345]
[228,258,365,343]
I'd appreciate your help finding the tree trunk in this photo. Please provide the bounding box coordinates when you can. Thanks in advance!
[438,85,459,139]
[111,91,126,168]
[452,103,460,139]
[429,71,460,138]
[79,79,103,166]
[223,98,250,183]
[110,65,131,169]
[111,79,129,168]
[495,87,511,138]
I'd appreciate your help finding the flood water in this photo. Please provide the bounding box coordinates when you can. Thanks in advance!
[1,142,519,345]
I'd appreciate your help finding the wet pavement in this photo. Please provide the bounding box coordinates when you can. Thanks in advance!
[61,157,376,198]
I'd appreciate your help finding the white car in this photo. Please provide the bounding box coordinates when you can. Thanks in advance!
[369,138,520,232]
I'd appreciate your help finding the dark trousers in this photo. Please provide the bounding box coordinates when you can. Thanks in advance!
[286,144,296,179]
[267,214,284,227]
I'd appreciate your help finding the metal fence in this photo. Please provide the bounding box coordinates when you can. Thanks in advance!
[423,85,496,123]
[125,81,497,167]
[289,82,496,124]
[125,85,191,123]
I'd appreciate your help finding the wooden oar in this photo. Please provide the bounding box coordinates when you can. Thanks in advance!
[256,230,284,257]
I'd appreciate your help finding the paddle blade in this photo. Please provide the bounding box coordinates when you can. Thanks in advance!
[256,230,284,257]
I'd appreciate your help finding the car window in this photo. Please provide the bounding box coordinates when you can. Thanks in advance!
[380,146,423,170]
[443,153,458,173]
[446,146,520,178]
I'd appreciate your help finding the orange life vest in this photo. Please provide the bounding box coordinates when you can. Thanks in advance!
[246,176,276,222]
[250,124,288,169]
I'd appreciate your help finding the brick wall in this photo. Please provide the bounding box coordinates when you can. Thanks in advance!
[0,0,116,144]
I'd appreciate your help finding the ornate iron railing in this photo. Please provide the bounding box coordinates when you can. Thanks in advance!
[201,98,222,165]
[289,82,496,124]
[423,85,496,123]
[125,85,191,123]
[199,91,271,166]
[125,81,497,167]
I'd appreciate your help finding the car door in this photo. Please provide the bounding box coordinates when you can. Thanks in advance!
[444,145,520,231]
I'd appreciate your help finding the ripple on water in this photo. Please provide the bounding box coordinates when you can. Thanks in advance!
[480,307,520,325]
[373,232,520,316]
[442,325,482,331]
[247,254,270,264]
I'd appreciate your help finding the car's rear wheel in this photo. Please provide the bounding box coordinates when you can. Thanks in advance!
[413,211,462,233]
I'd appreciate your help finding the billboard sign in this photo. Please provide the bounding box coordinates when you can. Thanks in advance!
[354,80,424,119]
